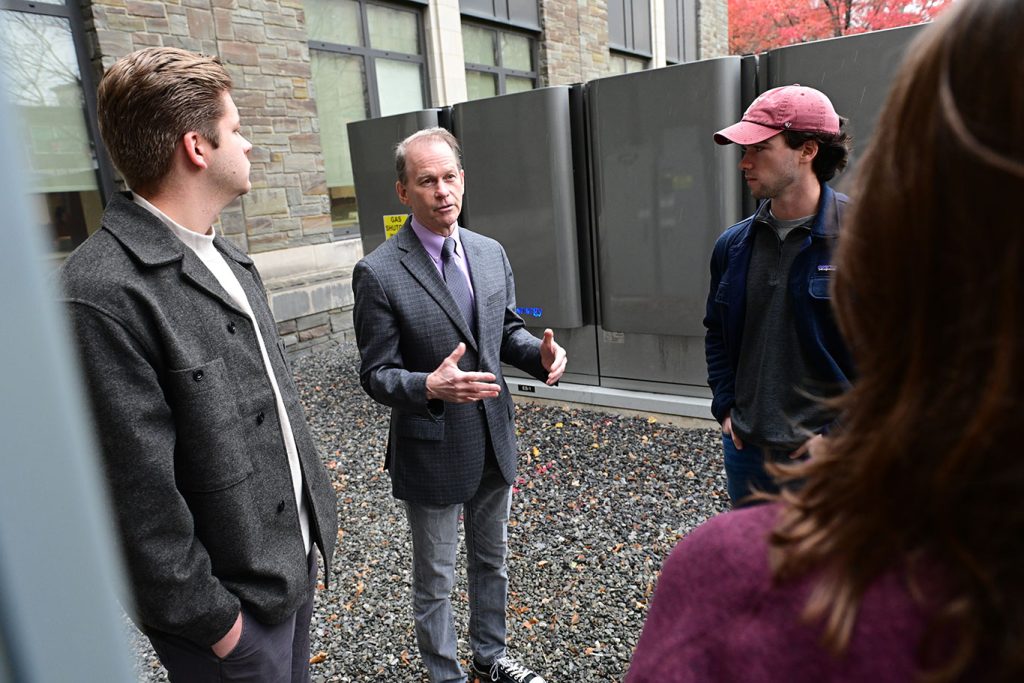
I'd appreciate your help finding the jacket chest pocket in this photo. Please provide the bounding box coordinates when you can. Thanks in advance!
[808,275,832,301]
[166,357,251,492]
[395,413,445,441]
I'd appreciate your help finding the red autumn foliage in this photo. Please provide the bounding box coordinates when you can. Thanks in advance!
[729,0,956,55]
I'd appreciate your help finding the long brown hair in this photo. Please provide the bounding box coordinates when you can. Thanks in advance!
[769,0,1024,680]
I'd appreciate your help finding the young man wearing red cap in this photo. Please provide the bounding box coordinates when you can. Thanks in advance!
[703,84,855,507]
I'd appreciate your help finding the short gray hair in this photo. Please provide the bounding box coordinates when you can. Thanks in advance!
[395,127,462,184]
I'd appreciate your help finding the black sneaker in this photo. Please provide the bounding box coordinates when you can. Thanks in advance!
[471,656,546,683]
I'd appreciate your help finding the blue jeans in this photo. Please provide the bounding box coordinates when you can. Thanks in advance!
[721,434,795,508]
[402,461,511,683]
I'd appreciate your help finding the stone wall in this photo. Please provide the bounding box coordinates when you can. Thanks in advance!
[85,0,332,255]
[539,0,610,85]
[697,0,729,58]
[538,0,728,85]
[83,0,352,356]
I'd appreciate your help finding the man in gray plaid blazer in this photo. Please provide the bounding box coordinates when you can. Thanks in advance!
[352,127,566,683]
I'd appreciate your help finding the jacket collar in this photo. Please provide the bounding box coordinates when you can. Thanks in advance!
[392,219,480,349]
[103,192,254,267]
[809,183,841,239]
[749,182,842,241]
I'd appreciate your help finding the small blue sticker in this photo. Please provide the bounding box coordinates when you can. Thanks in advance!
[515,306,543,318]
[817,264,836,272]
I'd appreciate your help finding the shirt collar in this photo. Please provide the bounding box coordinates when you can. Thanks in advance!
[410,216,462,262]
[132,193,217,252]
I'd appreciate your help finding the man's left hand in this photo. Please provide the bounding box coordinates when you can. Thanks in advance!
[540,328,567,385]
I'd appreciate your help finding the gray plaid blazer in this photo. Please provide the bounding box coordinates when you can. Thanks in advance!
[352,221,547,504]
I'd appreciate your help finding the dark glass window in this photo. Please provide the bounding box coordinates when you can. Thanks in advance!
[462,21,537,100]
[306,0,428,235]
[0,0,112,256]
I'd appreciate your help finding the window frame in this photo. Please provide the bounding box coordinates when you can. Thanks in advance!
[1,0,116,202]
[306,0,429,238]
[307,0,429,121]
[461,19,538,98]
[608,49,649,74]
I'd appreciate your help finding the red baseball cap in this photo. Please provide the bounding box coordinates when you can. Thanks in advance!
[714,85,840,145]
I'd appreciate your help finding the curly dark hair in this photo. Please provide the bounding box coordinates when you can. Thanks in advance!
[782,120,852,182]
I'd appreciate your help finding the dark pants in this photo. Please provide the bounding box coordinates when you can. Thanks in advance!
[722,435,803,508]
[147,552,318,683]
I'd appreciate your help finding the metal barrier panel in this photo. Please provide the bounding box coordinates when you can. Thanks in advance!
[453,86,583,329]
[763,24,924,192]
[588,57,746,390]
[347,109,449,257]
[453,86,598,382]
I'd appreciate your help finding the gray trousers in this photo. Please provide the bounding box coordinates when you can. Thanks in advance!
[146,552,318,683]
[403,458,513,683]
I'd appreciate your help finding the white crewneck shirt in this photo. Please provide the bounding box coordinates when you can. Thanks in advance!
[133,194,311,555]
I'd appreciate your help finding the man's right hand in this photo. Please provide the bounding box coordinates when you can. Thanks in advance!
[426,343,501,403]
[211,611,243,659]
[723,414,744,450]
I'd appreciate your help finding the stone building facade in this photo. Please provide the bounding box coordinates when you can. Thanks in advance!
[7,0,727,358]
[80,0,357,357]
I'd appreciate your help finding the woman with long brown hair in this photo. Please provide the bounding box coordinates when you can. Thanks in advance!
[627,0,1024,680]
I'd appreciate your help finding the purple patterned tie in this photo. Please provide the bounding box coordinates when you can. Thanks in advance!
[441,237,475,334]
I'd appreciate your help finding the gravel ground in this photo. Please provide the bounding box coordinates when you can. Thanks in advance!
[129,342,728,681]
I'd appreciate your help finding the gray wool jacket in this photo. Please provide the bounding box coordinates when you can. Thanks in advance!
[59,193,338,647]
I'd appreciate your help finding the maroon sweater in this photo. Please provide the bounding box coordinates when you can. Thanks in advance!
[627,504,937,682]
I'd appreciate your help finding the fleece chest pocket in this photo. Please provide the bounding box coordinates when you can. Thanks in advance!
[166,358,251,492]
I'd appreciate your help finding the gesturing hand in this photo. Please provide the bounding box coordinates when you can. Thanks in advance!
[426,343,502,403]
[540,328,567,385]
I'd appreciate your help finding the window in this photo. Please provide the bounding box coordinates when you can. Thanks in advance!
[609,52,648,74]
[306,0,428,235]
[0,0,111,256]
[462,22,537,100]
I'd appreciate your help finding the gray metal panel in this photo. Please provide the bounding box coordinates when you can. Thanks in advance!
[460,0,494,16]
[666,0,698,63]
[460,0,540,30]
[0,83,134,682]
[608,0,626,49]
[453,86,583,330]
[763,24,924,192]
[589,57,744,338]
[597,328,713,392]
[631,0,652,55]
[682,0,697,62]
[507,0,539,28]
[665,0,681,63]
[347,109,445,257]
[740,54,761,216]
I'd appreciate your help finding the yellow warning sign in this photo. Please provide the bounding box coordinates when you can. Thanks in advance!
[383,214,407,240]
